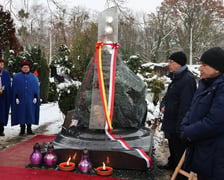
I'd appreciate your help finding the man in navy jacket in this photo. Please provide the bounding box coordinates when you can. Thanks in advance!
[159,51,196,172]
[181,47,224,180]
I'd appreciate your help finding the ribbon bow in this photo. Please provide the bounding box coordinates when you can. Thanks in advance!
[112,43,119,49]
[96,41,104,48]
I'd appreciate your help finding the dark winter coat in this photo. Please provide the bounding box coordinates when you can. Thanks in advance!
[181,74,224,179]
[0,69,11,125]
[11,72,40,126]
[161,66,196,135]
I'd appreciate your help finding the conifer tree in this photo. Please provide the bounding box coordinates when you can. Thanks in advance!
[51,44,74,78]
[35,47,49,103]
[50,43,79,114]
[38,54,49,103]
[0,5,20,57]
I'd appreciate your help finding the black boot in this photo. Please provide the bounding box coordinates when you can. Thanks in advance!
[27,124,35,135]
[0,123,5,136]
[19,124,25,136]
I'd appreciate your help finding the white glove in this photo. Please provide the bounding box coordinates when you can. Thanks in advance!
[16,98,19,104]
[33,98,37,104]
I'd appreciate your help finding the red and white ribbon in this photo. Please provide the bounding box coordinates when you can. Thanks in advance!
[96,41,152,168]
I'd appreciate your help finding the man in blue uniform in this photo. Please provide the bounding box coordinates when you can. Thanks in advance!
[11,61,40,136]
[0,58,11,136]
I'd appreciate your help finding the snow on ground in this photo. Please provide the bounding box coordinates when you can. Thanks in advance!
[2,102,64,139]
[38,102,64,135]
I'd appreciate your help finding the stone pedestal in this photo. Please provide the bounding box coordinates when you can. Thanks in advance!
[52,127,153,170]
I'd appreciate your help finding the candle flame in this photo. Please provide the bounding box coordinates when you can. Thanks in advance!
[103,162,106,170]
[72,153,77,161]
[66,157,71,166]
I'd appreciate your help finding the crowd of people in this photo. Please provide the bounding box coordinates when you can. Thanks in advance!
[0,59,40,136]
[159,47,224,180]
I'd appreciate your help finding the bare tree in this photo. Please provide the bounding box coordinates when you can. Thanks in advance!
[140,0,224,63]
[159,0,224,63]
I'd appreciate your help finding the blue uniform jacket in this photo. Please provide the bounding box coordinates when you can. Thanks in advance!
[11,72,40,126]
[0,69,11,125]
[181,74,224,179]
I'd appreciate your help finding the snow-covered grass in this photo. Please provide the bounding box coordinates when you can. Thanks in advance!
[38,102,64,135]
[2,102,64,139]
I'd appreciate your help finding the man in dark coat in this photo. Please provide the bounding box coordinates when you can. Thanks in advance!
[181,47,224,180]
[0,58,11,136]
[11,61,40,136]
[159,51,196,171]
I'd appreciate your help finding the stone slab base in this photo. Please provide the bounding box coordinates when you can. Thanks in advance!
[49,127,153,170]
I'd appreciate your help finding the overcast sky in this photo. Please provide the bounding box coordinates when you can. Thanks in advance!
[3,0,163,14]
[58,0,163,13]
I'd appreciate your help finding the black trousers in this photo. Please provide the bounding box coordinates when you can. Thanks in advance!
[167,133,188,180]
[168,133,186,168]
[20,124,32,132]
[0,123,4,133]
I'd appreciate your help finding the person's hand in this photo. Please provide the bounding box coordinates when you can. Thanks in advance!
[182,138,192,147]
[16,98,19,104]
[33,98,37,104]
[179,131,192,147]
